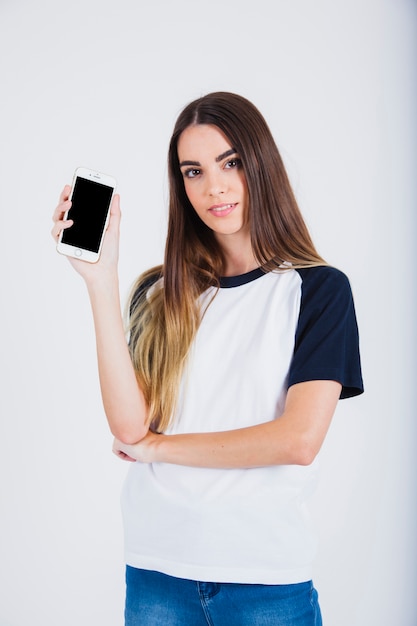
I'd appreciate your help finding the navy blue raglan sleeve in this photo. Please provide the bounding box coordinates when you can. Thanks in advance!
[288,267,364,399]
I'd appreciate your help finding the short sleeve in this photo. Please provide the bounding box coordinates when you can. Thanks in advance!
[288,267,364,399]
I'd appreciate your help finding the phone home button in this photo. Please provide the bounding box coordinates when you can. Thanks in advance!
[75,249,83,257]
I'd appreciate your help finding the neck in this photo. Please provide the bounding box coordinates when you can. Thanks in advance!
[216,234,259,277]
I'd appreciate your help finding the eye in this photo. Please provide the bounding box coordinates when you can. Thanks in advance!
[183,168,201,179]
[224,158,242,170]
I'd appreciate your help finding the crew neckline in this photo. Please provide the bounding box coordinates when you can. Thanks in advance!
[219,267,267,288]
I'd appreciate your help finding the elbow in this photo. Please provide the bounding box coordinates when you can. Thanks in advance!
[294,448,317,467]
[111,425,148,445]
[290,437,320,466]
[107,406,150,444]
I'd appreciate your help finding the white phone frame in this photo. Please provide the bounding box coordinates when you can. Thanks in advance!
[57,167,117,263]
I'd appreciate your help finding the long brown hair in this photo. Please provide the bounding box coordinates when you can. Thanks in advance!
[128,92,326,432]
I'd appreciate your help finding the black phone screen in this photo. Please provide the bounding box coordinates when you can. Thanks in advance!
[61,177,113,253]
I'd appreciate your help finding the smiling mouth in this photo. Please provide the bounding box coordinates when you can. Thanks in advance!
[209,203,236,215]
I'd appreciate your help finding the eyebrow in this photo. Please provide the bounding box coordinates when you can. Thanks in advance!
[179,148,238,168]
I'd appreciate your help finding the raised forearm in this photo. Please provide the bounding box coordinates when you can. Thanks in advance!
[87,275,149,443]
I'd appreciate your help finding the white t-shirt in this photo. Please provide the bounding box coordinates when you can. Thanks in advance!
[121,266,363,584]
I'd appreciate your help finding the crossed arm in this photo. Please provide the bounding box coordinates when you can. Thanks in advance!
[112,379,341,468]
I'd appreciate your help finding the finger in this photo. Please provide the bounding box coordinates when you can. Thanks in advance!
[52,198,71,223]
[51,215,73,240]
[112,448,136,462]
[52,185,72,223]
[59,184,71,203]
[112,437,135,460]
[51,194,73,243]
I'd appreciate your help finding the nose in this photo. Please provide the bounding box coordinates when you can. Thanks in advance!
[206,170,227,196]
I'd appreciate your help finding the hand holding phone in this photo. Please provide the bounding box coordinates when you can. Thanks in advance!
[56,167,117,263]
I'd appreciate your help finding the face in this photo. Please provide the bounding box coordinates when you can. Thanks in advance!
[177,124,249,244]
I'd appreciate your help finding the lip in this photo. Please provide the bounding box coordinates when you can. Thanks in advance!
[208,203,237,217]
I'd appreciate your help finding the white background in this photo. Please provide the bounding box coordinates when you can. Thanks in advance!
[0,1,415,624]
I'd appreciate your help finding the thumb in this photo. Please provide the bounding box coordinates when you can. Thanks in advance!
[108,193,121,231]
[111,193,121,217]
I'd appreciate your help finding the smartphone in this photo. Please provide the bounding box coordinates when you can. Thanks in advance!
[57,167,117,263]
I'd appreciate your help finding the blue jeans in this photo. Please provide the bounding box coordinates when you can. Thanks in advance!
[125,566,322,625]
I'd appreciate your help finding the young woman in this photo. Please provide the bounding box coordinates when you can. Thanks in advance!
[52,92,363,626]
